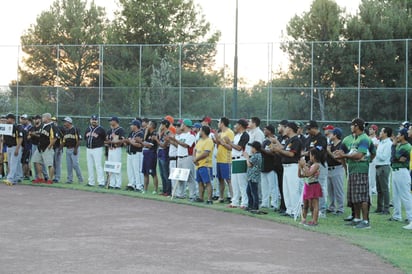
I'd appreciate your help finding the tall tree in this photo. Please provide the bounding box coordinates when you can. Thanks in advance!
[17,0,107,114]
[281,0,348,120]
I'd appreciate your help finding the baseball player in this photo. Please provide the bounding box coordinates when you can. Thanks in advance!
[104,116,125,189]
[62,116,84,184]
[2,113,23,185]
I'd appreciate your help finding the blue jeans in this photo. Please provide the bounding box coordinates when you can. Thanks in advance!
[158,158,171,195]
[247,180,259,210]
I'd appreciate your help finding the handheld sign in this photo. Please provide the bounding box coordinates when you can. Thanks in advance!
[168,168,190,182]
[104,161,122,174]
[0,124,13,136]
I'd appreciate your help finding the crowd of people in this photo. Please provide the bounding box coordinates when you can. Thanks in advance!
[1,112,412,230]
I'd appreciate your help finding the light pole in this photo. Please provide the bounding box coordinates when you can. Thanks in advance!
[232,0,238,120]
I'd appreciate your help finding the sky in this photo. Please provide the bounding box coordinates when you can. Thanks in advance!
[0,0,361,86]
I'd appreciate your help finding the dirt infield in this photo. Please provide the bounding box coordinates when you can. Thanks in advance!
[0,184,400,274]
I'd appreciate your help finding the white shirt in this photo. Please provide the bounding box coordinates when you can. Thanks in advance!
[169,136,178,157]
[246,127,264,154]
[373,137,392,166]
[176,132,196,157]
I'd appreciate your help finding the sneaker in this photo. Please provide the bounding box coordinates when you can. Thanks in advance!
[345,219,361,226]
[3,179,13,186]
[32,178,45,184]
[304,221,318,227]
[388,217,401,222]
[114,187,121,190]
[23,176,31,180]
[44,180,53,185]
[152,191,157,195]
[402,222,412,230]
[318,212,327,218]
[194,198,204,203]
[52,179,59,183]
[344,215,354,222]
[66,181,73,184]
[354,220,371,229]
[98,184,105,188]
[206,200,213,205]
[126,186,135,191]
[86,184,94,187]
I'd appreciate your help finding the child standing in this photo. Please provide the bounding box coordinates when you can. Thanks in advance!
[298,147,325,226]
[243,141,262,213]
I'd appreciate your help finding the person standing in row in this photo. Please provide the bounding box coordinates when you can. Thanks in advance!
[105,117,125,189]
[124,119,144,191]
[2,113,23,185]
[62,117,83,184]
[52,117,64,183]
[373,127,392,215]
[84,115,106,187]
[142,120,159,194]
[32,113,59,184]
[19,114,32,180]
[156,119,172,196]
[243,141,262,213]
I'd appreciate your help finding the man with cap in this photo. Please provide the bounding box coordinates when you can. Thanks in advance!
[390,127,412,229]
[28,115,47,181]
[227,119,249,209]
[372,127,392,215]
[154,119,172,195]
[165,123,179,197]
[193,122,202,141]
[32,113,59,184]
[19,114,33,180]
[104,116,125,189]
[214,117,235,203]
[124,119,144,191]
[304,120,328,217]
[84,115,106,187]
[142,120,159,194]
[271,122,302,217]
[52,116,64,183]
[260,124,279,209]
[325,127,345,215]
[2,113,23,185]
[368,124,379,196]
[323,124,335,143]
[335,118,375,229]
[169,119,197,199]
[62,117,83,184]
[296,121,307,145]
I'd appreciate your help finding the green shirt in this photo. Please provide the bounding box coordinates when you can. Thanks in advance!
[341,133,375,174]
[391,142,411,170]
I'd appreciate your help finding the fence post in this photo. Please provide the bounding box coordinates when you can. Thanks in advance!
[179,44,182,119]
[406,39,409,121]
[310,41,314,120]
[139,45,142,118]
[16,45,20,116]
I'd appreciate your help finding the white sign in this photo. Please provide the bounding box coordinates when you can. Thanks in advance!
[0,124,13,136]
[104,161,122,173]
[168,168,190,181]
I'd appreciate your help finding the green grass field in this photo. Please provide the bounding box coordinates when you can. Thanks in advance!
[20,147,412,273]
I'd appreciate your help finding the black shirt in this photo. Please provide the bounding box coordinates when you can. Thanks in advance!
[3,124,23,147]
[29,124,42,146]
[326,141,343,167]
[281,135,302,164]
[305,132,327,161]
[85,125,106,149]
[53,126,64,149]
[63,127,81,148]
[38,122,59,152]
[127,130,144,154]
[143,129,158,151]
[107,127,125,149]
[261,139,275,172]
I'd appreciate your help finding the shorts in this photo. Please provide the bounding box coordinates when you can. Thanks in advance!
[303,182,323,200]
[347,173,369,204]
[32,148,54,167]
[142,149,157,176]
[216,163,231,180]
[196,167,213,184]
[21,149,32,164]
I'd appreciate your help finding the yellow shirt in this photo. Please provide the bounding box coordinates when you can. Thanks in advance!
[195,137,214,168]
[216,128,234,163]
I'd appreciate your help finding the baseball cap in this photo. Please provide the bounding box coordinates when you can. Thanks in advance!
[286,122,298,132]
[168,126,177,135]
[264,124,275,134]
[161,119,171,127]
[401,121,410,128]
[51,117,57,121]
[279,119,288,126]
[332,127,343,139]
[6,113,16,120]
[248,141,262,151]
[306,120,319,129]
[202,116,212,124]
[351,118,365,127]
[20,114,29,120]
[398,128,409,138]
[183,119,193,127]
[164,115,174,124]
[130,119,141,127]
[296,121,304,128]
[193,122,202,129]
[109,116,119,123]
[323,124,334,131]
[32,114,41,120]
[370,124,378,132]
[90,115,98,120]
[62,117,73,124]
[236,119,248,128]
